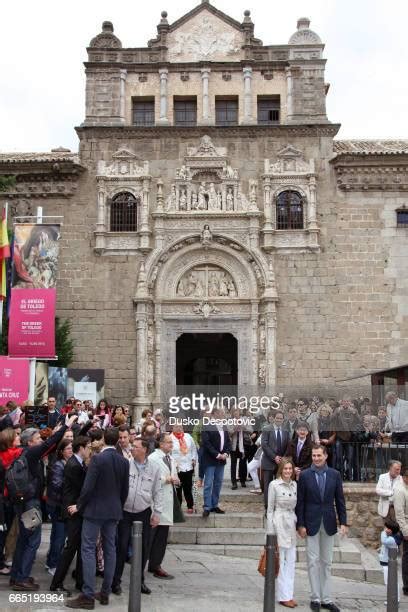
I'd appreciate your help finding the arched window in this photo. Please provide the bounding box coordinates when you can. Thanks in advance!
[276,190,304,230]
[110,192,138,232]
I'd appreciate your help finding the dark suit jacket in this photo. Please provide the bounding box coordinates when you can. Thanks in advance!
[284,419,299,439]
[261,426,290,471]
[61,455,87,520]
[286,435,313,470]
[201,428,231,469]
[77,447,129,521]
[296,466,347,536]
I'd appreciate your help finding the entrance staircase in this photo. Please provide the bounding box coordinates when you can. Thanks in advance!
[168,487,383,584]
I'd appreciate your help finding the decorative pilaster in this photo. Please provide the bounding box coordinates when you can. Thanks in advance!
[265,305,277,390]
[285,67,293,121]
[200,68,211,125]
[156,179,164,212]
[263,177,273,230]
[158,68,169,125]
[96,188,106,231]
[242,66,255,124]
[119,69,127,124]
[307,161,318,231]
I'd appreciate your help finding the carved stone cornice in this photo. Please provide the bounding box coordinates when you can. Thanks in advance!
[332,160,408,192]
[76,124,341,141]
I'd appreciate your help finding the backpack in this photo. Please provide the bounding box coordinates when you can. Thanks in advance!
[6,452,36,504]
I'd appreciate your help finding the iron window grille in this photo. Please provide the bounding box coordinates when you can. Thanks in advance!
[110,192,138,232]
[396,208,408,228]
[257,97,280,125]
[132,99,155,126]
[276,191,304,230]
[174,99,197,126]
[215,98,238,126]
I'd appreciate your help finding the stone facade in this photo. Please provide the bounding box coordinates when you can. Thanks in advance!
[1,2,407,409]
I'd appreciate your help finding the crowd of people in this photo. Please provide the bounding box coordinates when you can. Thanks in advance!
[0,390,405,609]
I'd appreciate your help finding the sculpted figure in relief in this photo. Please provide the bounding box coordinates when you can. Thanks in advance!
[197,183,206,210]
[208,183,217,210]
[200,224,212,247]
[179,188,187,211]
[208,272,220,297]
[191,191,198,210]
[227,280,237,297]
[165,184,177,211]
[216,190,223,210]
[219,273,229,297]
[226,187,234,211]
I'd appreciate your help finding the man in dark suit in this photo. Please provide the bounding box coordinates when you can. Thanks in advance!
[284,405,299,439]
[261,410,290,507]
[50,436,91,595]
[201,408,231,517]
[286,421,313,478]
[66,428,129,609]
[296,444,347,612]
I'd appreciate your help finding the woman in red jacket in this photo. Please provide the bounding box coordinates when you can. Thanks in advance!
[0,428,23,574]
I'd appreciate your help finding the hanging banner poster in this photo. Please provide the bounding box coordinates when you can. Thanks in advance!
[0,356,29,403]
[8,288,56,358]
[12,224,60,289]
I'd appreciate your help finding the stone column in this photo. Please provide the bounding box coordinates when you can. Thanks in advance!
[263,177,273,230]
[201,68,211,124]
[308,163,318,230]
[286,67,293,121]
[119,69,127,124]
[242,66,255,124]
[265,304,277,390]
[139,179,150,233]
[158,68,169,125]
[136,312,148,398]
[96,188,106,231]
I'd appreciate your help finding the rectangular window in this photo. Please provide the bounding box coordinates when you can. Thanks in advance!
[215,97,238,126]
[397,209,408,227]
[257,96,280,125]
[174,98,197,126]
[132,98,155,126]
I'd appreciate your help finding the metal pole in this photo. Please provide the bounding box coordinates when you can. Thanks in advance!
[263,533,276,612]
[27,206,43,403]
[387,547,399,612]
[128,520,143,612]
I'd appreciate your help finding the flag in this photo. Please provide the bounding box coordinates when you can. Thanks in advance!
[0,206,10,301]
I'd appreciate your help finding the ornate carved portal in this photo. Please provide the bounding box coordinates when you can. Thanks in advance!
[132,237,278,414]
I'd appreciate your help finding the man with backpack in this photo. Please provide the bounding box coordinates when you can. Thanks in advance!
[9,414,77,591]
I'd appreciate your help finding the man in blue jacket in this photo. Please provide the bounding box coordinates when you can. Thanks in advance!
[296,444,347,612]
[201,408,231,518]
[65,428,129,609]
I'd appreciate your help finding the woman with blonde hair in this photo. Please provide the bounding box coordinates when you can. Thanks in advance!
[266,457,297,608]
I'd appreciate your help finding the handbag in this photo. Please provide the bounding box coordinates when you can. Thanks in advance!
[21,506,42,531]
[258,546,280,578]
[172,486,186,523]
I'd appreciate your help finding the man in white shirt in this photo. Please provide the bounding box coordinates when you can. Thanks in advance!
[385,392,408,444]
[376,460,402,520]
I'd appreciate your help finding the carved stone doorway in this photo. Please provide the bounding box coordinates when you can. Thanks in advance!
[176,333,238,395]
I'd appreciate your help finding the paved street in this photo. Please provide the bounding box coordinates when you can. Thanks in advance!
[0,526,406,612]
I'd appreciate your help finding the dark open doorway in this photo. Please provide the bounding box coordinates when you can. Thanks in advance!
[176,333,238,392]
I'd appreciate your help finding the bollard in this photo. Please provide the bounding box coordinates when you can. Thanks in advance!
[387,547,399,612]
[128,521,143,612]
[263,533,276,612]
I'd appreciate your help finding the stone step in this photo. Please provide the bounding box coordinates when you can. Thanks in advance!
[169,543,361,564]
[169,527,266,545]
[169,526,343,547]
[183,512,263,528]
[297,562,366,581]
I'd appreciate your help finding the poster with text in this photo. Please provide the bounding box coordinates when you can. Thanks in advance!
[8,289,56,358]
[0,357,29,404]
[12,224,60,289]
[74,381,97,407]
[67,369,105,408]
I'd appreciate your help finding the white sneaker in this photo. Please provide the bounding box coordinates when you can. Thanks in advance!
[47,567,56,576]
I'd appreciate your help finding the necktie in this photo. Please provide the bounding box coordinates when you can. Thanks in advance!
[276,428,282,455]
[316,471,325,500]
[297,440,302,459]
[163,454,171,472]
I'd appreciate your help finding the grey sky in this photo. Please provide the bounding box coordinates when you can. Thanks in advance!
[1,0,407,152]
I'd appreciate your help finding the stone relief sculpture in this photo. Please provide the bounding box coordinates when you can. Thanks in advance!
[200,224,213,247]
[168,16,241,62]
[176,265,237,299]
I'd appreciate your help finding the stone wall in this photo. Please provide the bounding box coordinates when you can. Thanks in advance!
[344,483,384,548]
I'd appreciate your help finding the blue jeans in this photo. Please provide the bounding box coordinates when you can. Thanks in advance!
[81,517,118,599]
[46,504,66,569]
[11,500,42,582]
[203,464,225,511]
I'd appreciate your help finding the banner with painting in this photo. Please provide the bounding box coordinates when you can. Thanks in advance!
[35,365,105,410]
[8,224,60,358]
